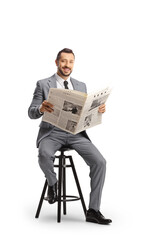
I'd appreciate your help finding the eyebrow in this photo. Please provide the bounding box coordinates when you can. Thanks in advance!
[61,58,74,61]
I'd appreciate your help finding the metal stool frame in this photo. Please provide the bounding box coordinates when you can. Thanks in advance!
[35,148,87,222]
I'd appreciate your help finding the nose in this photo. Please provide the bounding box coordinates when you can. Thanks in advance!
[65,62,71,69]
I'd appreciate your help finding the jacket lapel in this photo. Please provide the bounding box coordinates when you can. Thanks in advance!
[71,78,79,91]
[47,74,57,88]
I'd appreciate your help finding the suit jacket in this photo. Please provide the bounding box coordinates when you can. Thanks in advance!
[28,74,90,147]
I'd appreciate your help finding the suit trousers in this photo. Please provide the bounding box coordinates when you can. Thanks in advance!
[38,127,106,211]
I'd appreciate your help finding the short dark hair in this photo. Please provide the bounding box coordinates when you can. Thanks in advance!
[56,48,75,62]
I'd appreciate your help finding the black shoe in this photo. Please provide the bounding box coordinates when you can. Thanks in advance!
[86,209,112,225]
[46,182,58,204]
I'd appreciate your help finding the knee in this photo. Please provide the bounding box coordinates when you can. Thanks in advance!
[99,158,107,169]
[38,149,54,166]
[95,157,107,170]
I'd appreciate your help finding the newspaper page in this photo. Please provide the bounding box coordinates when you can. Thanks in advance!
[76,87,111,133]
[42,88,87,134]
[42,87,111,134]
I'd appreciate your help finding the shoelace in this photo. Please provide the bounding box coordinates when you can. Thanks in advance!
[97,211,104,217]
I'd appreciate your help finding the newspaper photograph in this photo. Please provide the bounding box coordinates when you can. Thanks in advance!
[42,87,111,134]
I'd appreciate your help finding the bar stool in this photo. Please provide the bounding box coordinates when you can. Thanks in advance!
[35,147,87,222]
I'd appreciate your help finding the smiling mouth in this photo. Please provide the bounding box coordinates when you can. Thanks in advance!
[63,67,71,72]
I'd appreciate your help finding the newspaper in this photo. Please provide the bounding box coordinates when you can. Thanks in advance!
[42,87,111,134]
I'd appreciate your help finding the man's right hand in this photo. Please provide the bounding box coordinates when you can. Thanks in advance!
[40,100,54,113]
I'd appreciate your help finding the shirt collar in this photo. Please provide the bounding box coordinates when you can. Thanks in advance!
[55,73,71,87]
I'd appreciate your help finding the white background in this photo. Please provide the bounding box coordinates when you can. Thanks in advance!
[0,0,160,239]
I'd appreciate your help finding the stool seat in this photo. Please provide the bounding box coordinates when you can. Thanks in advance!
[59,146,72,151]
[35,147,87,222]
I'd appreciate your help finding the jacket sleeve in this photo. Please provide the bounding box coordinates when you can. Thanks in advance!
[84,83,87,93]
[28,81,44,119]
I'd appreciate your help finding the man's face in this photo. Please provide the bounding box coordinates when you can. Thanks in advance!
[56,52,75,77]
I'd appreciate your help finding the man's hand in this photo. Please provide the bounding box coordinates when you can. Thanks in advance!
[40,100,54,113]
[98,104,106,113]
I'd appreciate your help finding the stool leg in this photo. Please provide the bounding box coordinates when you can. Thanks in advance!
[35,179,48,218]
[62,157,67,215]
[57,156,63,222]
[69,156,87,217]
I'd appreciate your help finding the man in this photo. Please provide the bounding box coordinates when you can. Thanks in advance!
[28,48,112,225]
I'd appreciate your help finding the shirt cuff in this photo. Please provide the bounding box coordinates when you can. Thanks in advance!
[38,105,43,115]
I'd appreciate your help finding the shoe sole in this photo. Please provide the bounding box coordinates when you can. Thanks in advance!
[86,218,111,225]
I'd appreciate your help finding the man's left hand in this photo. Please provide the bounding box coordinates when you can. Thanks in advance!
[98,104,106,113]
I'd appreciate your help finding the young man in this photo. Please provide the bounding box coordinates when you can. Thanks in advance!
[28,48,112,224]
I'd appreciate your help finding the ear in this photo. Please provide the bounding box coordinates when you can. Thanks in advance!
[55,60,58,66]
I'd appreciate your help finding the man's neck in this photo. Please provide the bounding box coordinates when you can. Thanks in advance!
[57,72,69,80]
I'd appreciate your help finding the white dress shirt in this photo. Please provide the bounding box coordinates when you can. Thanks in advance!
[55,73,73,90]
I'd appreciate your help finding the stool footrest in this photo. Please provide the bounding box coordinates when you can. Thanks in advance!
[54,164,71,168]
[44,195,80,202]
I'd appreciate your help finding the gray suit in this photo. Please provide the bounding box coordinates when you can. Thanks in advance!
[28,74,89,147]
[28,74,106,211]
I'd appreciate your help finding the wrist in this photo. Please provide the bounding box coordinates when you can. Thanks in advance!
[39,105,43,114]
